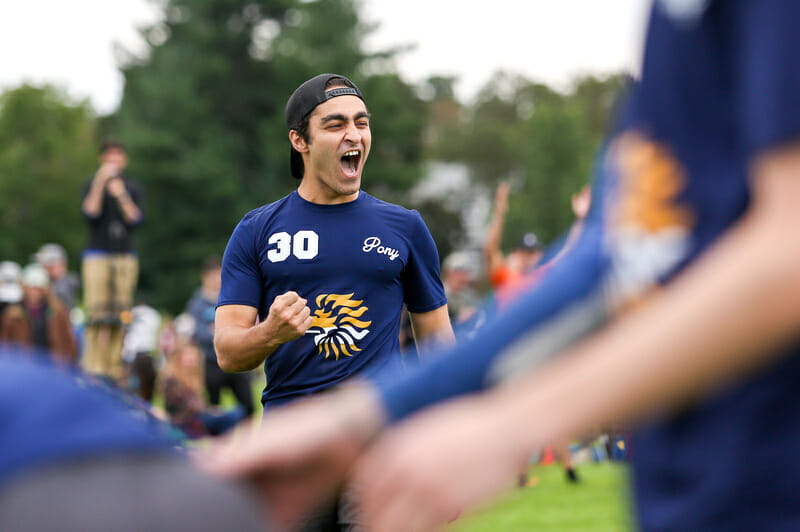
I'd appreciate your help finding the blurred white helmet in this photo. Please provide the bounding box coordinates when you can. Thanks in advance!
[20,263,50,288]
[35,243,67,266]
[0,261,22,303]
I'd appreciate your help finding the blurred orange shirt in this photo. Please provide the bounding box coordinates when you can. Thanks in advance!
[489,264,547,309]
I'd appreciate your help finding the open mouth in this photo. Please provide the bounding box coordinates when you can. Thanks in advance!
[340,149,361,178]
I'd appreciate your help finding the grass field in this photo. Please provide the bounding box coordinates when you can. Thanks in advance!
[449,462,634,532]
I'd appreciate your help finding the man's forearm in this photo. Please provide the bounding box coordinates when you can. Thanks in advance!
[81,180,106,218]
[115,192,142,224]
[214,323,280,372]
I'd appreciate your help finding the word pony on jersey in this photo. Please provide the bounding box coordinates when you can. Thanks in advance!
[305,293,372,360]
[362,236,399,261]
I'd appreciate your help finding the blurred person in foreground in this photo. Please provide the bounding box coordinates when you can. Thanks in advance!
[199,2,800,531]
[0,347,265,532]
[213,73,454,529]
[80,140,143,382]
[186,256,254,419]
[35,243,80,313]
[0,263,77,365]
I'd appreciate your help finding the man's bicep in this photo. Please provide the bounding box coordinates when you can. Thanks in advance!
[215,304,259,331]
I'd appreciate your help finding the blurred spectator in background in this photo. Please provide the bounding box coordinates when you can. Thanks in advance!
[34,243,79,312]
[80,140,143,383]
[186,257,254,419]
[0,263,77,365]
[440,251,479,327]
[538,184,593,266]
[158,341,248,439]
[483,181,543,307]
[0,261,22,317]
[122,303,163,403]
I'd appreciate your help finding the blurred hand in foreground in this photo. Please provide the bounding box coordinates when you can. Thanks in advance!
[196,383,385,531]
[353,394,527,532]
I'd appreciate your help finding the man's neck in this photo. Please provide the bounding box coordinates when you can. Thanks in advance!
[296,180,359,205]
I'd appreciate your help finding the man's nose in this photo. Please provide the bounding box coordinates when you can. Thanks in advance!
[344,122,361,142]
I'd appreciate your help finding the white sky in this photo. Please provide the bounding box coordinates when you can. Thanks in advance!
[0,0,650,114]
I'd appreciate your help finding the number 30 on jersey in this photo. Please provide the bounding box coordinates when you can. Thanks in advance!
[267,230,319,262]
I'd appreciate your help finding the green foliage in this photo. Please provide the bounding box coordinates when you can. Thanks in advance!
[0,85,97,268]
[427,71,627,249]
[359,73,426,199]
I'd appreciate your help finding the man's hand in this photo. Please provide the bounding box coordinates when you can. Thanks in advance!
[106,176,127,198]
[261,291,313,345]
[215,294,311,373]
[198,383,386,530]
[353,394,527,532]
[94,161,120,184]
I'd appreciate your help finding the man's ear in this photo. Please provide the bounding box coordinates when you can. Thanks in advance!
[289,130,309,153]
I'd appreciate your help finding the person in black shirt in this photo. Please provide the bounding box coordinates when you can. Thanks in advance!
[80,140,143,382]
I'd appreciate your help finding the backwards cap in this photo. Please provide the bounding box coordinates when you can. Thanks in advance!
[284,73,364,179]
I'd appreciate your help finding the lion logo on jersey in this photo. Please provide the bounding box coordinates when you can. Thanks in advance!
[305,293,372,360]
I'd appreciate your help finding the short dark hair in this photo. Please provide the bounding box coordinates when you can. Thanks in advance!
[99,139,126,155]
[288,76,362,180]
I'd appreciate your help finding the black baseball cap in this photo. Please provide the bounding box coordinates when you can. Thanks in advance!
[285,73,365,179]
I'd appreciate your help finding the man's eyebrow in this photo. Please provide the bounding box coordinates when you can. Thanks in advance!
[320,111,371,124]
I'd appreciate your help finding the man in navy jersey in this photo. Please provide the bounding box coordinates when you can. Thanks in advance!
[204,2,800,531]
[215,73,453,409]
[213,73,453,530]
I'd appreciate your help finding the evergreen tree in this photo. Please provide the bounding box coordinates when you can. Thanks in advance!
[0,85,96,268]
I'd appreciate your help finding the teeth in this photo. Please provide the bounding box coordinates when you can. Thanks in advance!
[344,150,359,157]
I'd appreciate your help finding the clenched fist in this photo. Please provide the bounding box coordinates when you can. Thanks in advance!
[262,291,313,345]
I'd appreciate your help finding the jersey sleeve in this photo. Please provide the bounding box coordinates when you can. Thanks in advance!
[217,216,263,309]
[401,212,447,313]
[738,1,800,156]
[371,160,612,423]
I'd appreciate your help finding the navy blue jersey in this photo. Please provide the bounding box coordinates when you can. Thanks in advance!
[372,1,800,529]
[218,190,446,407]
[620,2,800,530]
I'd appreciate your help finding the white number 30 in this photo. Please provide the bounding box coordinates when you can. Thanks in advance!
[267,230,319,262]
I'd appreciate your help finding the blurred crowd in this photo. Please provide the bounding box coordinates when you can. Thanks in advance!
[0,243,254,441]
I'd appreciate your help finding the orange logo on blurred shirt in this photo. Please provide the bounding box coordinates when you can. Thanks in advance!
[615,132,694,232]
[606,132,695,308]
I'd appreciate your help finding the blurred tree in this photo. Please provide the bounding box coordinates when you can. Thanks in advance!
[111,0,426,312]
[428,71,627,251]
[0,84,96,268]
